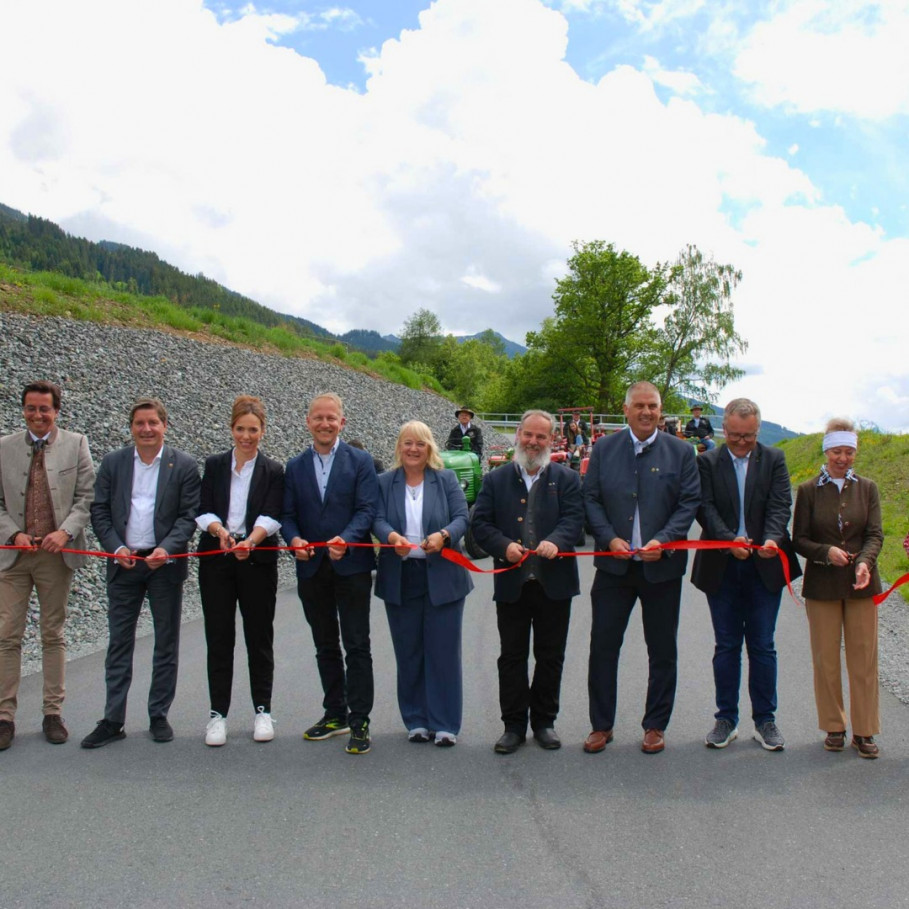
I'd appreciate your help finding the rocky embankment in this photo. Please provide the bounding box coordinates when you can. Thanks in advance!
[0,311,511,673]
[3,310,908,707]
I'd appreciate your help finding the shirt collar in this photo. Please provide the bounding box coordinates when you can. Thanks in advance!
[818,464,857,486]
[134,445,164,466]
[726,448,752,465]
[627,426,659,451]
[312,438,340,459]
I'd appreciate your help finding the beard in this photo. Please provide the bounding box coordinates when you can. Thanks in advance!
[514,441,549,474]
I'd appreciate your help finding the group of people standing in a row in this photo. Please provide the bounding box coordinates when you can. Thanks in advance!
[0,380,891,759]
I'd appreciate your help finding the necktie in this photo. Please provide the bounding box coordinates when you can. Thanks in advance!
[733,456,748,537]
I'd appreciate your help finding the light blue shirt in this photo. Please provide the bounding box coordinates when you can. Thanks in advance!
[312,438,340,502]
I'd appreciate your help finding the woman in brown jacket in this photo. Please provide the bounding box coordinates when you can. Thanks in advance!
[793,418,883,758]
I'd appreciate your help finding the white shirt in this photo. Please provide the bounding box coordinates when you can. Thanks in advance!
[125,446,163,550]
[629,427,660,556]
[403,482,426,559]
[518,463,544,492]
[195,451,281,538]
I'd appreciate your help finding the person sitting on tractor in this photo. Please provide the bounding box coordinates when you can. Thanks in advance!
[446,407,483,459]
[684,405,715,451]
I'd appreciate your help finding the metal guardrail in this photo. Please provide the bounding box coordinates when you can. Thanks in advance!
[476,412,724,439]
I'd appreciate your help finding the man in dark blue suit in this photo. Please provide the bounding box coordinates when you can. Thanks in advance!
[691,398,801,751]
[281,393,378,755]
[584,381,700,754]
[82,398,201,748]
[471,410,584,754]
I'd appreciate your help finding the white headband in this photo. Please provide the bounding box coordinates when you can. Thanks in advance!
[823,431,857,451]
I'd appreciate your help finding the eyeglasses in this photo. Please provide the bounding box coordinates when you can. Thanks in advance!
[725,432,757,442]
[24,406,55,415]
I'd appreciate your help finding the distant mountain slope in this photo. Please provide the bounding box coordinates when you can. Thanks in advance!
[0,204,331,339]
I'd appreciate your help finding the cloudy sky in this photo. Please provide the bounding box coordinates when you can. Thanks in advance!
[1,0,907,433]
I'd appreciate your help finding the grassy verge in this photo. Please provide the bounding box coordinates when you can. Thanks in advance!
[0,261,443,395]
[778,431,909,601]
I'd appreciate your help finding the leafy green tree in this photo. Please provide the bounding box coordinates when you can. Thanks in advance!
[646,244,747,408]
[398,308,443,369]
[526,241,669,414]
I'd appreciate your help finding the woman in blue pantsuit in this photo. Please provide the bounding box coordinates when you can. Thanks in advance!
[373,421,473,746]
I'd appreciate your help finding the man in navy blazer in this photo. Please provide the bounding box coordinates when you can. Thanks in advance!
[82,398,200,748]
[584,382,700,755]
[281,393,378,755]
[691,398,801,752]
[471,410,583,754]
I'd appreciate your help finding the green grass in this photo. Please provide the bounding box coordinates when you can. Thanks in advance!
[0,260,455,398]
[778,431,909,601]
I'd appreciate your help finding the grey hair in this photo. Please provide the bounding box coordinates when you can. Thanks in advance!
[624,381,661,406]
[825,417,855,433]
[519,409,555,434]
[723,397,761,427]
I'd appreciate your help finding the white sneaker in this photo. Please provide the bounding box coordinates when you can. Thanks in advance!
[205,712,227,747]
[434,731,457,747]
[253,707,274,742]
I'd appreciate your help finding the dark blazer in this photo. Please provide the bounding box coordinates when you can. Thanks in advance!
[690,442,801,594]
[373,467,473,607]
[90,444,201,582]
[470,461,583,604]
[196,451,284,565]
[584,428,700,583]
[793,474,883,600]
[281,440,378,578]
[445,423,483,458]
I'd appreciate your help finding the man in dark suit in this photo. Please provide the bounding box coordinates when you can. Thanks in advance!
[584,381,700,754]
[81,398,200,748]
[281,393,378,755]
[471,410,583,754]
[445,406,483,458]
[0,381,95,750]
[691,398,801,751]
[684,404,716,450]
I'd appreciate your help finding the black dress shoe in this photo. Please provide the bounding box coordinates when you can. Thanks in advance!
[494,731,526,754]
[81,719,126,749]
[149,717,174,743]
[533,727,561,750]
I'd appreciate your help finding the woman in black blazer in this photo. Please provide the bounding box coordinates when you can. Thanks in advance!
[196,396,284,746]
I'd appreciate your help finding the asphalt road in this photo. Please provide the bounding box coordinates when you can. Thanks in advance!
[3,547,908,909]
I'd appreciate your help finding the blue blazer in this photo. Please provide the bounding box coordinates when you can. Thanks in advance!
[584,428,700,583]
[90,444,201,582]
[373,467,473,607]
[470,461,583,604]
[281,440,378,578]
[690,442,801,595]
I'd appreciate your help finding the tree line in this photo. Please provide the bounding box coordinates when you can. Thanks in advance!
[394,240,747,415]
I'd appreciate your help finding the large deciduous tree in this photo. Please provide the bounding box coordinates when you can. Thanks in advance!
[647,244,747,409]
[398,308,442,370]
[526,240,669,414]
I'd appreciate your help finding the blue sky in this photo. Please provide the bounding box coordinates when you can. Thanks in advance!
[1,0,907,431]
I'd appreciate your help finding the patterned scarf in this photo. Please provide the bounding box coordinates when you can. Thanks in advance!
[817,464,857,487]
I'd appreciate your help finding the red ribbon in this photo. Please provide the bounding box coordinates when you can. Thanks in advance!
[874,573,909,606]
[442,539,802,604]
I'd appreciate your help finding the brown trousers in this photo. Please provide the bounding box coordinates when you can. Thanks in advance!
[805,597,879,737]
[0,550,74,721]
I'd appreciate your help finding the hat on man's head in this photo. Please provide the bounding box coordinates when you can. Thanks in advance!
[691,404,703,413]
[455,406,475,418]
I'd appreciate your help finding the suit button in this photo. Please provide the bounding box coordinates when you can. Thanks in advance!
[631,492,637,498]
[520,499,526,504]
[517,517,523,522]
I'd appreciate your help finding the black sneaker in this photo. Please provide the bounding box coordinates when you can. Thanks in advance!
[149,717,174,743]
[345,721,371,755]
[81,719,126,749]
[303,715,350,741]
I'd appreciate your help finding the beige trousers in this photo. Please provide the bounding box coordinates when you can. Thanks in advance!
[804,597,879,737]
[0,550,74,721]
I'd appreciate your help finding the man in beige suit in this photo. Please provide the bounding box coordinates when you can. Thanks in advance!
[0,381,95,749]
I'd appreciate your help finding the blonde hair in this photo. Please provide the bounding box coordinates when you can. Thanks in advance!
[825,417,854,433]
[392,420,443,470]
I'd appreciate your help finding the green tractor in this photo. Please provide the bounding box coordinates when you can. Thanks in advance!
[440,435,486,559]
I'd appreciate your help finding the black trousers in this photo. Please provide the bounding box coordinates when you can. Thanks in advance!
[588,562,682,732]
[297,560,373,725]
[199,555,277,716]
[104,562,184,725]
[496,580,571,734]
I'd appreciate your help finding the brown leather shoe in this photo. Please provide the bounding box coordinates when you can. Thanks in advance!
[583,729,614,753]
[43,714,69,744]
[851,735,879,759]
[641,728,665,754]
[0,719,14,751]
[824,731,846,751]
